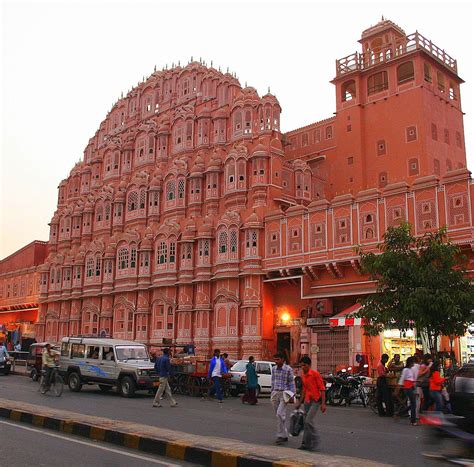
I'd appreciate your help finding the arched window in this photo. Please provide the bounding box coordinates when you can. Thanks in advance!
[166,180,175,201]
[95,204,103,222]
[104,203,111,221]
[128,191,138,211]
[86,257,94,277]
[219,231,228,254]
[244,110,252,135]
[139,189,146,209]
[130,247,137,268]
[437,72,445,92]
[169,241,176,263]
[178,178,185,199]
[368,71,388,95]
[342,80,356,101]
[230,229,238,258]
[158,241,167,264]
[449,81,457,100]
[234,111,242,132]
[95,255,101,277]
[118,248,129,270]
[397,61,414,84]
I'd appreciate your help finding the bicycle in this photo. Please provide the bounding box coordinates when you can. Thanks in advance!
[39,366,64,397]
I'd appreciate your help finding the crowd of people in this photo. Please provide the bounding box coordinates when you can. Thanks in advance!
[150,347,326,451]
[376,352,448,425]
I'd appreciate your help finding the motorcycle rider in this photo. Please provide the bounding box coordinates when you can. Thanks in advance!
[42,343,56,390]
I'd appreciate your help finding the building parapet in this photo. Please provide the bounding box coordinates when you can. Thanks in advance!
[336,32,458,78]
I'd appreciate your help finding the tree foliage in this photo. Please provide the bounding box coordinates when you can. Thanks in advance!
[357,223,474,354]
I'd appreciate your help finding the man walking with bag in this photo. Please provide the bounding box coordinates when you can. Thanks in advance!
[152,348,178,408]
[271,352,296,445]
[295,356,326,451]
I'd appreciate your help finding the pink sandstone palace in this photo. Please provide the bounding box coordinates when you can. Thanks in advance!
[3,19,473,371]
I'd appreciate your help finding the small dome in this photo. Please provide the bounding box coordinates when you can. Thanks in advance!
[197,217,213,236]
[104,244,116,257]
[252,143,267,158]
[262,92,280,107]
[270,137,283,151]
[149,174,163,189]
[212,108,228,120]
[140,237,153,250]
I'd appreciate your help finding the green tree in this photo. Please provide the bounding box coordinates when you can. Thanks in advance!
[357,223,474,355]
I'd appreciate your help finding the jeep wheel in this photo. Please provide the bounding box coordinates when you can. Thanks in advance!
[256,385,261,398]
[120,376,136,397]
[68,372,82,392]
[99,384,112,392]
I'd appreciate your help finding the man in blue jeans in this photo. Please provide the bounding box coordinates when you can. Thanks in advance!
[207,349,227,403]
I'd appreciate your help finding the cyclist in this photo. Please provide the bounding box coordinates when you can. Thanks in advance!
[42,343,57,391]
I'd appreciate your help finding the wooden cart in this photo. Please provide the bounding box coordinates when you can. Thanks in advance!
[169,360,231,397]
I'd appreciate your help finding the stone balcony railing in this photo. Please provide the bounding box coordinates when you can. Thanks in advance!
[336,32,457,77]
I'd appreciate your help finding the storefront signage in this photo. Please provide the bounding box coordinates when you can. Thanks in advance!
[306,317,330,326]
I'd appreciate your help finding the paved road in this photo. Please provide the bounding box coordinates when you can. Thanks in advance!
[1,418,194,466]
[0,375,436,466]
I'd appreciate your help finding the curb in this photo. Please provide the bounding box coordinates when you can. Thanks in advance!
[0,398,386,467]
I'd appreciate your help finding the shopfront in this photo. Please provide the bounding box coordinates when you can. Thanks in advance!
[0,307,38,349]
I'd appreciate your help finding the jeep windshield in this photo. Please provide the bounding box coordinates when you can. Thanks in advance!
[115,345,149,361]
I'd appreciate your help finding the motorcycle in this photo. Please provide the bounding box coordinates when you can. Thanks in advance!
[327,366,369,407]
[421,412,474,464]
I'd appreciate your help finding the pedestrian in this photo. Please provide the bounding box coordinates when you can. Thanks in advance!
[429,361,446,412]
[388,353,404,374]
[376,354,394,417]
[242,356,258,405]
[295,356,327,451]
[222,353,232,372]
[207,349,227,403]
[0,342,9,363]
[397,356,417,425]
[152,348,178,408]
[419,354,433,412]
[411,354,421,418]
[271,352,296,445]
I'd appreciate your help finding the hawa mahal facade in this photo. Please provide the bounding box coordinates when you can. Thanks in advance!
[29,20,473,369]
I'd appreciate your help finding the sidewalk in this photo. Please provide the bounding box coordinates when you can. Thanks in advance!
[0,397,388,466]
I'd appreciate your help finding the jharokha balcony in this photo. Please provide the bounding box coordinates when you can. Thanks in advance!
[336,31,458,77]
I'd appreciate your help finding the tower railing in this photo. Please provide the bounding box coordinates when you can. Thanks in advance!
[336,32,457,77]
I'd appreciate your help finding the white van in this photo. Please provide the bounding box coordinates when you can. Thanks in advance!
[59,337,158,397]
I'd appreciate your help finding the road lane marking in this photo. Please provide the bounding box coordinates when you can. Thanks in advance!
[0,420,182,466]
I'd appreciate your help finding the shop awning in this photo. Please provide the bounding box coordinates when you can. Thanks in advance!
[329,304,365,327]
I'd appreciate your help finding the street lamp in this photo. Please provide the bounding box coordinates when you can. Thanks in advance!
[281,312,291,325]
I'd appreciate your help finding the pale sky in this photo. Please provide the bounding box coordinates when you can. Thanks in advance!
[1,0,473,259]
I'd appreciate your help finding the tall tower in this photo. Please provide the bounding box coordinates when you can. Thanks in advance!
[331,19,466,192]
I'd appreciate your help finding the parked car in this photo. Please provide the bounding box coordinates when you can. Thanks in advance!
[448,363,474,417]
[59,337,159,397]
[26,342,60,381]
[230,360,275,396]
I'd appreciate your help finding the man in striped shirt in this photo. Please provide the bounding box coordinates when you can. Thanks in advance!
[271,352,296,445]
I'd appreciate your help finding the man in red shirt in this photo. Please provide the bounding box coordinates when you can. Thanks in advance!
[295,356,326,451]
